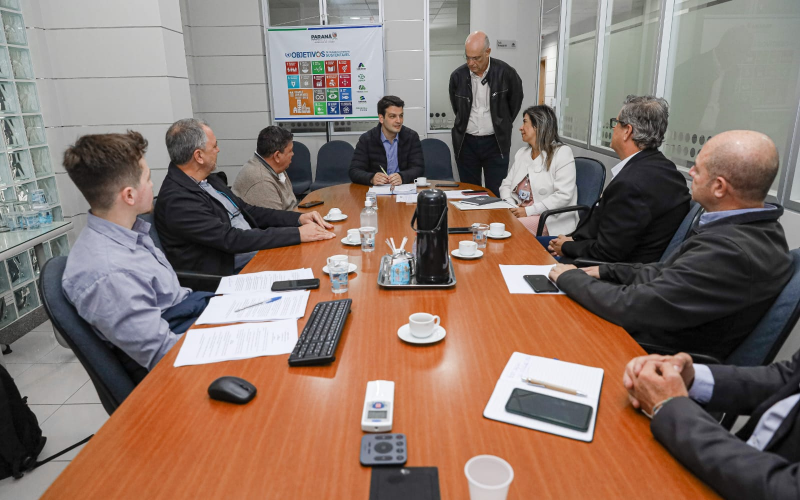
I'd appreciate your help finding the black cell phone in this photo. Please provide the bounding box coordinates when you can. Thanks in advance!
[505,388,593,432]
[435,183,459,188]
[523,274,560,293]
[298,200,324,209]
[462,190,488,195]
[271,279,320,292]
[448,227,472,234]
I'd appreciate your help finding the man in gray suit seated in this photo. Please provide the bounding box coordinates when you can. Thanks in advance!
[624,349,800,499]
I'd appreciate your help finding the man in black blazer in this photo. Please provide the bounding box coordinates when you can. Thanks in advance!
[155,119,334,277]
[623,349,800,499]
[348,95,424,186]
[550,131,791,360]
[548,96,691,264]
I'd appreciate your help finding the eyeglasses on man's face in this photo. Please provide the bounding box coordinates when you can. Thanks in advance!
[610,118,627,129]
[465,53,486,63]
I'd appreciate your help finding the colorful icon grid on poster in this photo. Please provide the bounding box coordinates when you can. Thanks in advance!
[286,59,354,116]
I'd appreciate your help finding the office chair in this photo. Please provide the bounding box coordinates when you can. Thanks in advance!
[536,157,606,236]
[40,257,139,415]
[421,138,455,181]
[137,213,224,292]
[286,140,313,199]
[658,201,704,262]
[640,249,800,427]
[310,140,354,191]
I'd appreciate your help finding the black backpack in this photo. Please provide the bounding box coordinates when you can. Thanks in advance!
[0,363,46,479]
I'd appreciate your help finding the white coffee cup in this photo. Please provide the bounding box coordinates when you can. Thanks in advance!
[459,240,478,256]
[347,228,361,243]
[465,455,514,500]
[328,254,348,267]
[408,312,440,338]
[414,177,428,186]
[328,207,342,217]
[490,223,505,236]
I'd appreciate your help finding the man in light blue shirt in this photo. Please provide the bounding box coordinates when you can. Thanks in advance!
[623,350,800,499]
[61,131,208,377]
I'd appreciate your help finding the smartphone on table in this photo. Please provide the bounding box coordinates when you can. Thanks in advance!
[505,388,593,432]
[298,200,324,209]
[523,275,560,293]
[271,279,320,292]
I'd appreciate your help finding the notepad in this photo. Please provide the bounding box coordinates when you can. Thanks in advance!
[450,200,515,211]
[174,320,298,367]
[195,291,310,325]
[215,269,314,294]
[368,184,416,195]
[484,352,604,442]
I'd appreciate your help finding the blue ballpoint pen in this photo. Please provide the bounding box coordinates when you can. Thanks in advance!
[235,296,282,313]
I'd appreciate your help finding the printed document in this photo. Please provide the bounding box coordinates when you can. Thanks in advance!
[368,184,416,195]
[196,291,310,325]
[484,352,604,442]
[498,265,565,295]
[451,200,515,211]
[174,320,298,367]
[215,268,314,295]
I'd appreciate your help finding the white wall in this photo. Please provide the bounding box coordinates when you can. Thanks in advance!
[23,0,192,244]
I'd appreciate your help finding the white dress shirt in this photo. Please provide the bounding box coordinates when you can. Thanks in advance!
[610,151,640,178]
[465,59,494,136]
[688,364,800,451]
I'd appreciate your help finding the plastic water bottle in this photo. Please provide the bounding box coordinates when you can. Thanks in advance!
[360,199,378,233]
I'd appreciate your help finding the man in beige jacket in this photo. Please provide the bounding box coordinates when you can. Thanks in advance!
[233,126,298,211]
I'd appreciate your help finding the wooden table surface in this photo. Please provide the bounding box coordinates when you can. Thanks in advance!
[42,183,717,499]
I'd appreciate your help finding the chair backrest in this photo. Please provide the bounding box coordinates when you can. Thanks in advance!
[574,157,606,220]
[315,140,354,184]
[659,201,704,262]
[138,212,162,251]
[286,141,313,184]
[421,138,454,181]
[39,257,136,415]
[726,249,800,366]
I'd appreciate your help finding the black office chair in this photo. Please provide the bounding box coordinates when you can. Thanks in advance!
[138,213,224,292]
[658,201,704,262]
[40,257,139,415]
[287,140,313,199]
[421,138,454,181]
[536,157,606,236]
[310,140,354,191]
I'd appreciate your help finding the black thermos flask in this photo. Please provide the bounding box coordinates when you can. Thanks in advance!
[411,189,449,284]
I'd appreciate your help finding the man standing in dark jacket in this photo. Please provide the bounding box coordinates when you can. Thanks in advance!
[550,130,791,361]
[449,31,523,197]
[548,96,691,263]
[349,95,424,186]
[155,119,334,278]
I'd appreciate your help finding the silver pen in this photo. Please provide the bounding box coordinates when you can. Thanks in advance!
[521,377,588,397]
[234,296,281,313]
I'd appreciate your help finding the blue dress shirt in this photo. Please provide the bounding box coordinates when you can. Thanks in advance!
[380,128,399,175]
[62,214,191,370]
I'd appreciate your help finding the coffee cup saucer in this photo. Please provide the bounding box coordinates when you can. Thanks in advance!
[322,262,357,274]
[341,236,361,246]
[451,249,483,260]
[323,214,348,222]
[415,183,430,187]
[487,231,512,239]
[397,324,446,345]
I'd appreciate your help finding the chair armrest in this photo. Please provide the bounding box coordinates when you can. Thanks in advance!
[637,342,722,366]
[536,205,591,236]
[175,270,224,293]
[572,258,609,268]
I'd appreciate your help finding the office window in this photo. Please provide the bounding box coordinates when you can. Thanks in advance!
[662,0,800,197]
[592,0,660,149]
[325,0,379,25]
[332,120,375,133]
[428,0,470,131]
[539,0,560,106]
[267,0,321,27]
[558,0,598,144]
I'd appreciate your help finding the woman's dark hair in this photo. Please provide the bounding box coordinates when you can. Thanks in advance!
[523,105,562,170]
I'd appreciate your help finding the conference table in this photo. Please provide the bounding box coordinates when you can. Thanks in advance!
[42,183,718,499]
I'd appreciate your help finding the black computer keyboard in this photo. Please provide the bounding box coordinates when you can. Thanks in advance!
[288,298,352,366]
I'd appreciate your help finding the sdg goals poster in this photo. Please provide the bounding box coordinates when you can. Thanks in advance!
[267,25,385,122]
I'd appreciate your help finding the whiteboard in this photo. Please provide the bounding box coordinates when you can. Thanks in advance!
[267,25,385,122]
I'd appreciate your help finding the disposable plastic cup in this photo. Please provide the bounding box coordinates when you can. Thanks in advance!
[464,455,514,500]
[359,226,376,252]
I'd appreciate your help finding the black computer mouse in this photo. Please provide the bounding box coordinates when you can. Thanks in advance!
[208,376,257,404]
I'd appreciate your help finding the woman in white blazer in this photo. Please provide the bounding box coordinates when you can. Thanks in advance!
[499,105,578,236]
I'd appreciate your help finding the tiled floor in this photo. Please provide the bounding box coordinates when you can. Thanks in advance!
[0,320,108,500]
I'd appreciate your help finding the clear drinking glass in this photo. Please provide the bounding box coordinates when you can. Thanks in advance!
[328,255,349,294]
[472,223,489,249]
[359,226,376,252]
